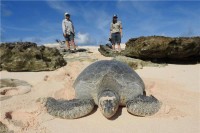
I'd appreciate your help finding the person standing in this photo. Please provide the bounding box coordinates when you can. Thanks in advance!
[62,12,76,51]
[110,14,123,52]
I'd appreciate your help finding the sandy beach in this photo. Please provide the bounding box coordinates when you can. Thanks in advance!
[0,45,199,133]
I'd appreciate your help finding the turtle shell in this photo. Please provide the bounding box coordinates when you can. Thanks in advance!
[73,60,145,105]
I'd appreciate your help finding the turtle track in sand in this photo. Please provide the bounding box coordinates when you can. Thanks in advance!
[0,79,32,101]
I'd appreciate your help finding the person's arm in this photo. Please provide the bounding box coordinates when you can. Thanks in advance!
[62,20,66,36]
[120,29,122,37]
[110,23,113,38]
[72,22,75,35]
[120,21,123,37]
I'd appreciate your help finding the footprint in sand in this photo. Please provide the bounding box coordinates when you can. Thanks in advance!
[144,79,187,119]
[0,79,32,101]
[155,103,186,119]
[0,121,9,133]
[4,111,37,130]
[43,75,49,81]
[143,80,156,95]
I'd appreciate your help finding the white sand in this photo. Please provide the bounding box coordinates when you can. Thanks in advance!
[0,46,199,133]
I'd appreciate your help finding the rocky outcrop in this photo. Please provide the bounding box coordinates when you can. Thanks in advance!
[124,36,200,62]
[0,42,66,71]
[98,44,122,57]
[113,56,166,69]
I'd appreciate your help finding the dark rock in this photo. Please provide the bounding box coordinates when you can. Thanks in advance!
[105,43,112,49]
[98,45,122,57]
[124,36,200,63]
[0,42,66,71]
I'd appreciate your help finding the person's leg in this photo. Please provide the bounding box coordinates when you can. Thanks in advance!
[64,35,70,50]
[111,33,116,50]
[112,44,115,50]
[65,41,70,50]
[70,40,76,50]
[117,33,121,52]
[117,43,121,52]
[70,33,76,50]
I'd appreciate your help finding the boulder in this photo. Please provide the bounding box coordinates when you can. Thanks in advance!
[0,42,66,71]
[98,44,122,57]
[124,36,200,62]
[113,56,166,69]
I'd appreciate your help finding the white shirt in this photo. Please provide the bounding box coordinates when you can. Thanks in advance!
[110,21,122,34]
[62,19,75,35]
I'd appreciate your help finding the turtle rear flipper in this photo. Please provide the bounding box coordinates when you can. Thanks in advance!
[45,97,95,119]
[126,95,161,117]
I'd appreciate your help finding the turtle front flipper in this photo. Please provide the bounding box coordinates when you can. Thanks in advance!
[126,95,161,117]
[45,97,95,119]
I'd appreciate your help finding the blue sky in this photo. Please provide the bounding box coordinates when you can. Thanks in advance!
[1,0,200,45]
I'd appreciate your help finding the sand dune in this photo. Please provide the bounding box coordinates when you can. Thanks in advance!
[0,46,199,133]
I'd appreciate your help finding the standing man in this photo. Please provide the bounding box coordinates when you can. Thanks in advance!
[110,14,123,52]
[62,12,76,51]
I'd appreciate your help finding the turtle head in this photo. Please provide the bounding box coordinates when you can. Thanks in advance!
[98,90,119,118]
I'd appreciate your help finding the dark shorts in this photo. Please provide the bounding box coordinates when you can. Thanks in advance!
[111,32,121,44]
[64,33,74,41]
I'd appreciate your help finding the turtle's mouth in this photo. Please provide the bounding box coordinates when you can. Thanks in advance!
[102,108,116,118]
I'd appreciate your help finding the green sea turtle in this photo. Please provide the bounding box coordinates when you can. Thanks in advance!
[45,60,161,119]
